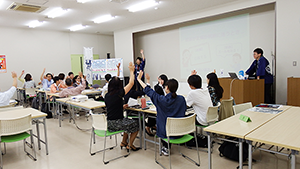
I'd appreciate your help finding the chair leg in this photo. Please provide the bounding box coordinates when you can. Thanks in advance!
[24,131,37,161]
[155,137,168,169]
[179,132,200,167]
[90,129,95,155]
[102,133,130,164]
[168,138,171,169]
[0,140,2,169]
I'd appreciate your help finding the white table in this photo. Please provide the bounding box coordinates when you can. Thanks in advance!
[0,108,49,155]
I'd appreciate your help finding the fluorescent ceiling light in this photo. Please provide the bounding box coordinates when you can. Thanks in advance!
[128,0,159,12]
[47,8,69,18]
[27,20,44,28]
[69,24,87,31]
[77,0,89,3]
[93,15,116,24]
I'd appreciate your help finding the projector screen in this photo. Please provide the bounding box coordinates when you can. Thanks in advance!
[179,14,250,79]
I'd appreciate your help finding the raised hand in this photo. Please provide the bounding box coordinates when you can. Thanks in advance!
[116,62,121,69]
[128,62,135,72]
[191,70,197,75]
[11,71,17,78]
[137,70,143,80]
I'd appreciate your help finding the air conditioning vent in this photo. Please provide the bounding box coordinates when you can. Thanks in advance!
[109,0,129,4]
[7,2,47,13]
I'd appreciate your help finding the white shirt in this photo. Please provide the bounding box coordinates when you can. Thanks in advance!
[186,88,213,125]
[0,86,16,106]
[101,82,108,98]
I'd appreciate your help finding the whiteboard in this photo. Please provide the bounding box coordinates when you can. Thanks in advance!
[92,58,123,80]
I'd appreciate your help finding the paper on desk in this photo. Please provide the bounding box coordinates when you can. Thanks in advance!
[128,98,138,107]
[149,107,156,112]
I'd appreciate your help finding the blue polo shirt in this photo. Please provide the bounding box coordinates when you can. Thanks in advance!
[143,86,186,138]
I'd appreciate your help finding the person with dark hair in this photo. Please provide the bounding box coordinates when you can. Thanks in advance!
[102,63,120,98]
[206,72,224,106]
[186,70,213,126]
[246,48,273,103]
[105,62,140,151]
[135,49,146,91]
[58,73,67,89]
[59,72,86,98]
[73,75,81,87]
[0,72,17,106]
[154,74,168,96]
[40,68,53,91]
[145,74,169,136]
[18,70,36,88]
[50,76,62,93]
[136,71,186,156]
[67,72,74,80]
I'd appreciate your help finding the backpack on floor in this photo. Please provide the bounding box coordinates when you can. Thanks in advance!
[41,103,53,119]
[31,97,39,110]
[185,134,208,148]
[218,138,248,162]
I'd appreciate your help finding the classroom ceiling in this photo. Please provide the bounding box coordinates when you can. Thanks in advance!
[0,0,239,35]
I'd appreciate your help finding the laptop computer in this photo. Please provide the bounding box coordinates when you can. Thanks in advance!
[228,72,238,79]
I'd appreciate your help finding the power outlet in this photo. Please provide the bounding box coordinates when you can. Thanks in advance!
[293,61,297,66]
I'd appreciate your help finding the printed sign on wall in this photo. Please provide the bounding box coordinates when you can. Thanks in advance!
[0,55,7,73]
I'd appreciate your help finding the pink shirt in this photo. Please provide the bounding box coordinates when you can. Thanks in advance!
[59,78,86,98]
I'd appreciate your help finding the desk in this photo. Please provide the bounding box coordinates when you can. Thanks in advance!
[245,106,300,169]
[0,108,49,155]
[56,98,105,128]
[204,106,290,169]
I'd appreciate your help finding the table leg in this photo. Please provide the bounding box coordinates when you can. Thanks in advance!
[43,118,49,155]
[239,138,243,169]
[138,112,142,149]
[59,103,62,127]
[36,120,41,150]
[207,132,212,169]
[247,140,252,169]
[143,112,146,150]
[291,150,298,169]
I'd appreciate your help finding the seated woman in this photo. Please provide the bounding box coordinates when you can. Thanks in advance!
[50,76,62,93]
[206,72,224,106]
[145,74,168,136]
[136,71,186,156]
[73,75,81,87]
[18,70,36,88]
[105,62,140,151]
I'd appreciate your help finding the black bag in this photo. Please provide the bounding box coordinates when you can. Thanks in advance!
[186,134,208,148]
[31,97,39,110]
[218,138,248,162]
[41,103,53,119]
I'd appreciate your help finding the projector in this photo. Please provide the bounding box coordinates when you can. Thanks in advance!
[71,95,88,102]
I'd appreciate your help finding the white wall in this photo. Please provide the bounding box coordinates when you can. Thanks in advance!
[133,4,275,83]
[276,0,300,104]
[0,27,114,96]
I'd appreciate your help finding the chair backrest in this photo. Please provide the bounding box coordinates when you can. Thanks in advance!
[218,98,234,121]
[91,114,107,131]
[206,102,221,124]
[166,114,196,137]
[0,114,32,136]
[25,88,36,96]
[233,102,253,115]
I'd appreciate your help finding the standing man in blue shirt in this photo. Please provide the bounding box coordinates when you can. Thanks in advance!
[135,49,146,91]
[246,48,273,103]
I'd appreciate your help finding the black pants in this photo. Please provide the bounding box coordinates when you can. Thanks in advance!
[265,83,273,104]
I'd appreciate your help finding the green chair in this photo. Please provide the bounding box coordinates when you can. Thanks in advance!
[0,114,36,168]
[155,114,200,169]
[89,114,129,164]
